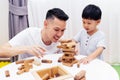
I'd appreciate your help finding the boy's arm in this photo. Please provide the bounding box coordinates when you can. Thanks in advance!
[80,47,104,64]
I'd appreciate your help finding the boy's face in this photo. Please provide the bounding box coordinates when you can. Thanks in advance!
[44,17,66,42]
[82,19,100,35]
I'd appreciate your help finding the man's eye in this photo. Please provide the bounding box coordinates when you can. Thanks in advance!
[54,29,59,31]
[62,29,65,32]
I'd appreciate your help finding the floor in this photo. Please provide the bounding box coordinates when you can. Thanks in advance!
[112,65,120,79]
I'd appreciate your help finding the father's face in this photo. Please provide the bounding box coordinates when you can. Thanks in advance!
[45,17,66,42]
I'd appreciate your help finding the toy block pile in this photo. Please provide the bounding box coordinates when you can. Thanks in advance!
[16,59,34,75]
[57,40,78,67]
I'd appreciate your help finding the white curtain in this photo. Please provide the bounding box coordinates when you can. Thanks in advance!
[28,0,120,64]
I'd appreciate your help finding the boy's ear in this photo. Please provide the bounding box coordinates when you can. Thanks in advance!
[97,19,101,24]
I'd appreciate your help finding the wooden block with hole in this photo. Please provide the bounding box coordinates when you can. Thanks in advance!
[32,66,72,80]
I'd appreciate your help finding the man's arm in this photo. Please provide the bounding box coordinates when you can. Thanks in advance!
[0,43,46,57]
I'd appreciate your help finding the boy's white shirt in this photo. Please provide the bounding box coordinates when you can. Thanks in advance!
[73,29,106,59]
[9,27,59,59]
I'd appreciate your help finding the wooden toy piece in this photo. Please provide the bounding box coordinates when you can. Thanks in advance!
[74,70,86,80]
[32,66,72,80]
[58,57,62,62]
[24,64,32,72]
[41,73,49,80]
[71,59,78,65]
[59,39,72,43]
[77,61,80,68]
[17,69,25,75]
[33,58,41,66]
[57,39,78,67]
[62,48,75,53]
[41,59,52,63]
[5,70,10,77]
[33,61,41,66]
[16,60,24,64]
[18,64,24,70]
[62,62,73,67]
[16,59,34,75]
[24,59,34,63]
[62,41,76,49]
[57,40,76,49]
[16,59,34,64]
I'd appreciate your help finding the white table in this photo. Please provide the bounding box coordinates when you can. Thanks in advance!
[0,54,119,80]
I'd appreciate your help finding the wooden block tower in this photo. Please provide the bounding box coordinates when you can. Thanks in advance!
[57,40,78,67]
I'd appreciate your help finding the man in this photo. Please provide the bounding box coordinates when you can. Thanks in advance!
[0,8,69,59]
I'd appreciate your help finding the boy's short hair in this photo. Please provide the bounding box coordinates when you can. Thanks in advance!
[46,8,69,21]
[82,4,102,20]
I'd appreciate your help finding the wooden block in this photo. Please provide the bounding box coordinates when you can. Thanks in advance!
[16,59,34,64]
[18,65,24,70]
[58,57,62,62]
[77,61,80,68]
[41,73,49,80]
[62,62,73,67]
[62,48,75,52]
[24,59,34,63]
[74,70,86,80]
[59,40,72,43]
[33,58,41,66]
[17,69,25,75]
[71,60,78,65]
[16,60,24,64]
[5,70,10,77]
[41,59,52,63]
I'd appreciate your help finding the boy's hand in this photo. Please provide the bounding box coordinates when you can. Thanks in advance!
[79,57,92,64]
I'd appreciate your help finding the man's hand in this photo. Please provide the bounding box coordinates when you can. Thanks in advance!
[25,45,46,58]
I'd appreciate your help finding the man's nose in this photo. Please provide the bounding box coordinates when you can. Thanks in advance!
[57,31,63,37]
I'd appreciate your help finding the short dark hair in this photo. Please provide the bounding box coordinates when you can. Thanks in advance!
[46,8,69,21]
[82,4,102,20]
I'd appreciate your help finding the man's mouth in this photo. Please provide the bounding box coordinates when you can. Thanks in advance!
[54,36,59,41]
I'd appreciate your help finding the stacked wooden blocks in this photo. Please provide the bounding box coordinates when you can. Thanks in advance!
[57,40,78,67]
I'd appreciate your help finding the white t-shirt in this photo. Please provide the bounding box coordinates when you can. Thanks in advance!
[73,29,106,59]
[9,27,60,59]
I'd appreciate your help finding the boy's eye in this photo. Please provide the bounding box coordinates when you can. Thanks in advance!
[88,23,91,24]
[83,21,85,24]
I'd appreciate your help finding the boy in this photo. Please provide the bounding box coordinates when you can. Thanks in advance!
[73,4,106,64]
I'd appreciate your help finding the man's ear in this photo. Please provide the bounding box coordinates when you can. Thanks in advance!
[44,20,48,28]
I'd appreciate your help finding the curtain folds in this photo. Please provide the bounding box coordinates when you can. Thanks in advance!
[9,0,29,39]
[9,0,29,62]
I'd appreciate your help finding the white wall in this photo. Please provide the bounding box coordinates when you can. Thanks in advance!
[0,0,9,45]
